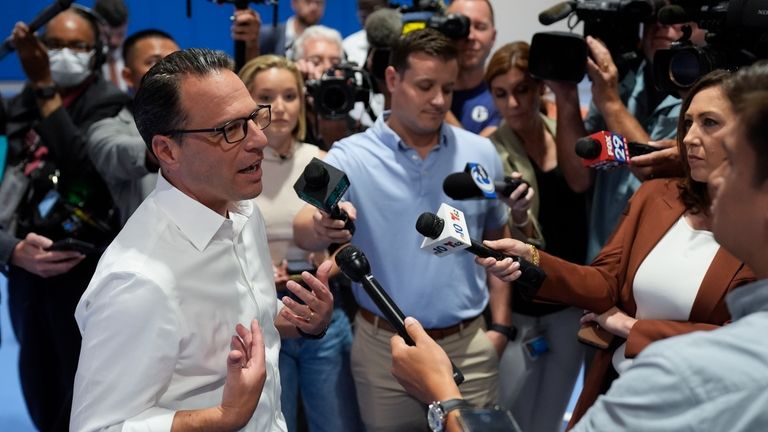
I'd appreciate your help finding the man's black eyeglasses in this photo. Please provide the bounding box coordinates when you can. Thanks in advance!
[162,105,271,145]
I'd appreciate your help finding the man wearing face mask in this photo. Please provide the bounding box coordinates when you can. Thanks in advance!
[3,6,127,431]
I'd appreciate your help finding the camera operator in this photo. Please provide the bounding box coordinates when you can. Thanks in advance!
[3,5,128,430]
[444,0,500,137]
[550,6,704,261]
[293,25,363,149]
[343,0,390,68]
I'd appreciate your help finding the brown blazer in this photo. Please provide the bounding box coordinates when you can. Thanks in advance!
[531,179,755,427]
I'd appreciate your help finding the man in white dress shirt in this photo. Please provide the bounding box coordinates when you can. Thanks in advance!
[71,48,335,432]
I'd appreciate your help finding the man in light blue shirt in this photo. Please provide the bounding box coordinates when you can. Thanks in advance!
[294,29,512,431]
[388,61,768,432]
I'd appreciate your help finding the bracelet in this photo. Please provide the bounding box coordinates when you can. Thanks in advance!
[489,323,517,341]
[297,325,327,340]
[527,243,540,266]
[512,213,531,228]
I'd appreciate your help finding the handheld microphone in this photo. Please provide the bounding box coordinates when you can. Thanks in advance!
[294,158,355,235]
[574,131,660,170]
[0,0,74,60]
[538,1,575,25]
[415,205,546,292]
[365,8,402,81]
[335,245,465,385]
[443,162,529,200]
[443,173,528,200]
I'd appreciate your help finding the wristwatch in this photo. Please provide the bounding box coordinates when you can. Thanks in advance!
[427,398,471,432]
[34,83,58,100]
[489,323,518,341]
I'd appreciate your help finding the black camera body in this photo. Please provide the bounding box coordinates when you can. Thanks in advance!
[306,63,372,119]
[653,0,768,92]
[531,0,658,82]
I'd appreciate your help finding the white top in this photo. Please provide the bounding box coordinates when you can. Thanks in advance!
[71,174,287,432]
[255,141,320,263]
[613,215,720,374]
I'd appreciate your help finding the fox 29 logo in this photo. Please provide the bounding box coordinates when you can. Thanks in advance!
[607,134,628,163]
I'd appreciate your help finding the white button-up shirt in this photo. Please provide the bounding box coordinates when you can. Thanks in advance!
[71,174,286,432]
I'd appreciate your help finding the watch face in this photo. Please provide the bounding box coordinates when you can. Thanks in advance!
[427,403,444,432]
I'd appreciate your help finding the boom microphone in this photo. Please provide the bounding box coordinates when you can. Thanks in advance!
[443,172,528,200]
[0,0,74,60]
[415,205,546,293]
[335,245,465,385]
[538,1,575,25]
[365,8,402,80]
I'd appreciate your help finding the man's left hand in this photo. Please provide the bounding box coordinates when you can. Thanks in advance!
[280,260,334,336]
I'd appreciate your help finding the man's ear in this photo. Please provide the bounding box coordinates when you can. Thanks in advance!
[122,67,135,89]
[151,135,181,170]
[385,65,398,94]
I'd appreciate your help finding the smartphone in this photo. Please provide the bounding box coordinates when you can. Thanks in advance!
[456,408,523,432]
[577,321,614,349]
[46,238,99,255]
[286,259,315,275]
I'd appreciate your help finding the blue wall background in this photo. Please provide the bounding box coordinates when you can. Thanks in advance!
[0,0,366,80]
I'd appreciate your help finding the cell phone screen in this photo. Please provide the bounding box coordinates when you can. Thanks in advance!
[457,408,523,432]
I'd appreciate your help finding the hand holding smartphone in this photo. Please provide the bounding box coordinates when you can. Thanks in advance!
[46,238,99,255]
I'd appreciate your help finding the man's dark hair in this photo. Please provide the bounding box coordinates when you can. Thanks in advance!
[388,28,458,74]
[133,48,234,154]
[725,61,768,185]
[122,29,176,64]
[93,0,129,27]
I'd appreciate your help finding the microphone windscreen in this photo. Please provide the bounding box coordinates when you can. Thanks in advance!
[415,212,443,239]
[575,137,601,159]
[335,245,368,283]
[657,5,689,25]
[365,8,403,48]
[443,172,483,200]
[538,1,574,25]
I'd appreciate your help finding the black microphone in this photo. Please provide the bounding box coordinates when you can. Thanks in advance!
[335,245,465,385]
[0,0,74,60]
[575,134,661,161]
[415,212,546,293]
[443,172,529,200]
[294,158,355,235]
[538,1,575,25]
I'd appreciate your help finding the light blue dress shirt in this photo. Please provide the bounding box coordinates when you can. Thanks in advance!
[574,279,768,431]
[323,113,508,328]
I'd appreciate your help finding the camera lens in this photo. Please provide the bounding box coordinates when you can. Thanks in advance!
[321,85,349,113]
[669,50,701,88]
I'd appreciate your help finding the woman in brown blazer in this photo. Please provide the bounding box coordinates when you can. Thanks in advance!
[479,70,756,428]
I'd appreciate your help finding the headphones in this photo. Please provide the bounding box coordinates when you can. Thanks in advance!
[66,3,108,70]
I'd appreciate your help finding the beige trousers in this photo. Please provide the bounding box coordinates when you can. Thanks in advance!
[351,313,499,432]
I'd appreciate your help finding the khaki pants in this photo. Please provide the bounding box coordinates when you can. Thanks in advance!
[351,313,499,432]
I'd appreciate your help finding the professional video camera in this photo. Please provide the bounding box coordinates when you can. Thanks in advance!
[398,0,470,40]
[306,63,374,119]
[530,0,660,83]
[652,0,768,92]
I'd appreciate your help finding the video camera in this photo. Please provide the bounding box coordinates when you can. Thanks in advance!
[530,0,660,83]
[306,63,374,119]
[398,1,470,40]
[653,0,768,92]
